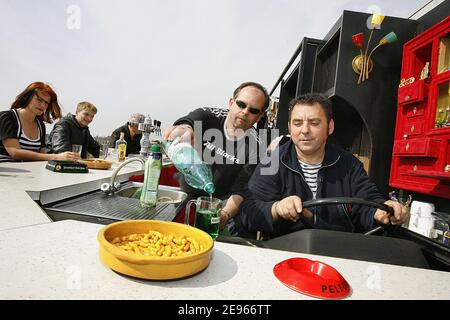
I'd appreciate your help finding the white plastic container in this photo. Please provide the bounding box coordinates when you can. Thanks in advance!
[408,201,435,238]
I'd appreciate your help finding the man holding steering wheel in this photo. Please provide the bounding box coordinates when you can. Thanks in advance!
[235,93,409,239]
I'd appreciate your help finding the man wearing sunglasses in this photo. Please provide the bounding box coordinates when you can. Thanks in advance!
[164,82,270,234]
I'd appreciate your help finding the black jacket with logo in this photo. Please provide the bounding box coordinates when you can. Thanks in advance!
[174,107,263,199]
[235,140,386,239]
[47,113,99,158]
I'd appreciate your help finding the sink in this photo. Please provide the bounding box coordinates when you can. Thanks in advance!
[115,182,187,204]
[42,182,188,224]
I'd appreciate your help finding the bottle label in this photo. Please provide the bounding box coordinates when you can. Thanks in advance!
[152,152,162,160]
[147,167,161,190]
[140,159,162,207]
[210,216,220,224]
[117,144,126,161]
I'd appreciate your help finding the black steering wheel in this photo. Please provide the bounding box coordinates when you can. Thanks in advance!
[302,197,395,235]
[258,198,428,269]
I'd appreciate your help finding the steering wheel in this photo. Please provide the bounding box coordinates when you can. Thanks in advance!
[302,197,395,235]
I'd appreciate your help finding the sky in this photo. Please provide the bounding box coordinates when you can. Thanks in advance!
[0,0,430,138]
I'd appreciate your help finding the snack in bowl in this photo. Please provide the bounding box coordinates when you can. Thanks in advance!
[97,220,214,280]
[111,230,204,257]
[80,158,112,170]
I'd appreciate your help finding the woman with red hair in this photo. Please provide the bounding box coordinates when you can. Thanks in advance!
[0,82,80,162]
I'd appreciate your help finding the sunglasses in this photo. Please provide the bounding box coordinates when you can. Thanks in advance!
[235,99,262,115]
[35,93,50,106]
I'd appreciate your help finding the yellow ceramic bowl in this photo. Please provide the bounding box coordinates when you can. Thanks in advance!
[97,220,214,280]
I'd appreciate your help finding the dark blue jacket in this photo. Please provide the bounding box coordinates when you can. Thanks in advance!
[235,140,386,239]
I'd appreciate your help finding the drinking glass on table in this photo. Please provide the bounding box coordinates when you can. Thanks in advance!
[100,143,109,159]
[72,144,82,158]
[184,196,222,240]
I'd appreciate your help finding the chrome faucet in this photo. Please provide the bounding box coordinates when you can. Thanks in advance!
[100,157,145,195]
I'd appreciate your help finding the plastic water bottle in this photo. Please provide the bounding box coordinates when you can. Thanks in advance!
[162,139,215,195]
[140,144,162,208]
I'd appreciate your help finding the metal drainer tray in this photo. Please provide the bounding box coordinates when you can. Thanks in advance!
[44,191,178,221]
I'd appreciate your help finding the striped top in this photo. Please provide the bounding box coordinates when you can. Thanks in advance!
[0,109,45,162]
[298,159,322,199]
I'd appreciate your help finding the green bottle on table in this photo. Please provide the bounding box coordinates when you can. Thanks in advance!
[140,144,162,208]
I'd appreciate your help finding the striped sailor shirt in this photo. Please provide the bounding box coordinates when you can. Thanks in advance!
[0,109,45,162]
[298,159,322,199]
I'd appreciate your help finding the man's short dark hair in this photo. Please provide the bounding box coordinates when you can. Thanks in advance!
[288,93,333,123]
[233,81,270,112]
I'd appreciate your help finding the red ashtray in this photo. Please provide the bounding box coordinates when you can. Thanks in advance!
[273,257,351,299]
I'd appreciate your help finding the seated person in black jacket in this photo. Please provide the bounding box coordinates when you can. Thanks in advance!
[110,113,145,156]
[47,101,100,159]
[235,93,409,239]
